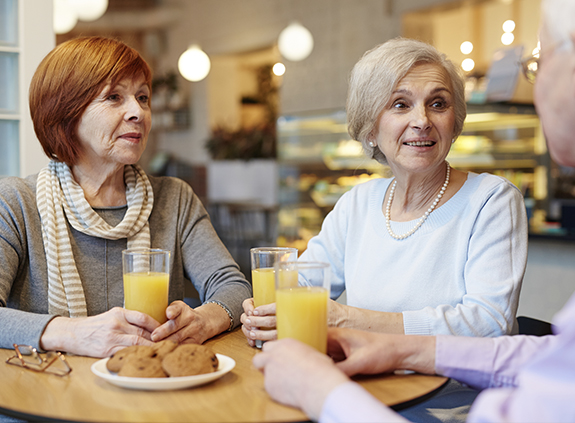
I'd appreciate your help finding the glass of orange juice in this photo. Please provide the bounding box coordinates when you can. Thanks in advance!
[275,261,331,353]
[250,247,298,348]
[122,249,170,324]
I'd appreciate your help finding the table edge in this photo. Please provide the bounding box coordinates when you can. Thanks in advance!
[390,377,450,411]
[0,405,71,423]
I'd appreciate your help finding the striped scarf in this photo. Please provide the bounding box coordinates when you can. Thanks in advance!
[36,161,154,318]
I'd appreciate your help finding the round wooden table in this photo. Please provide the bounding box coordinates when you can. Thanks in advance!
[0,329,448,422]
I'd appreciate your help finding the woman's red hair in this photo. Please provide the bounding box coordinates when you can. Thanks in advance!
[29,36,152,165]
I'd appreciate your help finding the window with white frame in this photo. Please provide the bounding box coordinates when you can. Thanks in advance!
[0,0,20,176]
[0,0,53,178]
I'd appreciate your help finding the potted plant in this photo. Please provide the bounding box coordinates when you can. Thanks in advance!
[205,64,279,206]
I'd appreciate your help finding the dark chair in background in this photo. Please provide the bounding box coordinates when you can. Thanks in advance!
[148,152,208,205]
[561,204,575,235]
[208,202,278,280]
[517,316,553,336]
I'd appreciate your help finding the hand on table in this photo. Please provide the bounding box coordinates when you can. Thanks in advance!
[253,338,350,421]
[327,327,437,376]
[151,300,228,345]
[40,307,160,358]
[240,298,277,347]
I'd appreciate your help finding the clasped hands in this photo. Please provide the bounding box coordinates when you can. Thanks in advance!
[40,300,220,358]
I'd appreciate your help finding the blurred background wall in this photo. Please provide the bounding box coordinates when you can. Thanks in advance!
[7,0,574,322]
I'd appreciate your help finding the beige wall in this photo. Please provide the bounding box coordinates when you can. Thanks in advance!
[404,0,541,75]
[156,0,404,164]
[69,0,541,165]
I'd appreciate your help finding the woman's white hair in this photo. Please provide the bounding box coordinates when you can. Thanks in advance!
[541,0,575,45]
[346,37,466,164]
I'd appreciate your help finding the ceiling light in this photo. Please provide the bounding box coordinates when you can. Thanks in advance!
[501,32,515,45]
[272,62,286,76]
[460,41,473,55]
[278,22,314,61]
[462,58,475,72]
[502,20,516,33]
[53,0,78,34]
[178,45,211,82]
[68,0,108,22]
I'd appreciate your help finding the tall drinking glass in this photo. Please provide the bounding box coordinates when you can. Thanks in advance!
[275,261,331,353]
[122,249,170,324]
[250,247,298,348]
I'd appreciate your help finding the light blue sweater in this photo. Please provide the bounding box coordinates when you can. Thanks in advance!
[300,173,528,337]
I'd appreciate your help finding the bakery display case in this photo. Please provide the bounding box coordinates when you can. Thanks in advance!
[275,110,388,252]
[450,103,549,228]
[276,103,573,251]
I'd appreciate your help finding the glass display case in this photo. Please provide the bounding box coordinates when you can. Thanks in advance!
[276,103,570,252]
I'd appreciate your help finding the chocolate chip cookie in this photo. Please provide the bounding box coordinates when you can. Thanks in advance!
[161,344,219,377]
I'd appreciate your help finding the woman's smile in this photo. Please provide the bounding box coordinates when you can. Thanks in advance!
[402,138,437,147]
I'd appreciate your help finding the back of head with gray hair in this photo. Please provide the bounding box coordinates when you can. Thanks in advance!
[541,0,575,45]
[346,37,466,164]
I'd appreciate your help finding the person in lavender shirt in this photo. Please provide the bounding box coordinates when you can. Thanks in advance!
[252,0,575,422]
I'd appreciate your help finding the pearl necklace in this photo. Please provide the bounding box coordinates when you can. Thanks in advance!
[385,162,450,240]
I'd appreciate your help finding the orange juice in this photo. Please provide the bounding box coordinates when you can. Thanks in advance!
[275,268,299,290]
[252,267,276,307]
[123,272,169,323]
[276,286,328,353]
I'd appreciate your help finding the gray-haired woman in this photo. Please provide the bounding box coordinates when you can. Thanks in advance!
[242,38,527,343]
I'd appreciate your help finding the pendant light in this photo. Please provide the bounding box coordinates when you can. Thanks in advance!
[68,0,108,21]
[54,0,78,34]
[178,45,211,82]
[53,0,108,34]
[278,22,314,61]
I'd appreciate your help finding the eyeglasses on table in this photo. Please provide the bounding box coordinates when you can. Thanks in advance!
[5,344,72,376]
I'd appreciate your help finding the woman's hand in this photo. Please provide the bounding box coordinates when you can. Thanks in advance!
[40,307,160,358]
[327,327,437,376]
[151,301,229,345]
[253,338,350,421]
[328,299,350,327]
[240,298,277,347]
[328,300,405,334]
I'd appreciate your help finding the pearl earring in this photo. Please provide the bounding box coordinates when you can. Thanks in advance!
[451,139,455,144]
[369,141,376,147]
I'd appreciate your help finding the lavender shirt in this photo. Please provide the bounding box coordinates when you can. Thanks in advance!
[321,292,575,422]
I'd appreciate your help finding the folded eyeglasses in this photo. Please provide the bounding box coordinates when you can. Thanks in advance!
[5,344,72,376]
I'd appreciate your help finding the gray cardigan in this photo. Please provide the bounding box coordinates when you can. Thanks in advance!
[0,173,252,349]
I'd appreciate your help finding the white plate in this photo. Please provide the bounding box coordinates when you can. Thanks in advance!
[91,354,235,391]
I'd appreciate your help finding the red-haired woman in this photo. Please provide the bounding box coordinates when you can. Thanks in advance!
[0,36,251,358]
